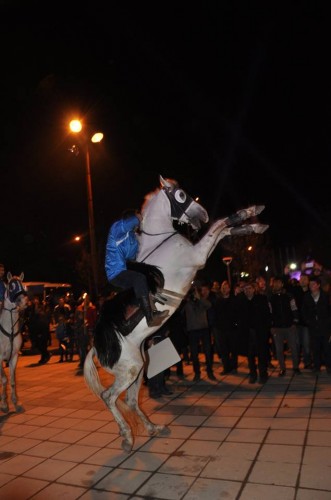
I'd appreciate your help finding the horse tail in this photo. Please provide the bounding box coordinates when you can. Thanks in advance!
[84,347,105,398]
[93,301,122,368]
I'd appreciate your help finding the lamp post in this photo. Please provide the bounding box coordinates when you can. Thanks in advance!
[222,256,233,287]
[69,119,103,299]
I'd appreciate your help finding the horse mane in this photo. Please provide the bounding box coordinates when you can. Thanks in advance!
[140,177,178,214]
[141,187,160,213]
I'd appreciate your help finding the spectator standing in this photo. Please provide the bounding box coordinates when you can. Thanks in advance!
[292,273,312,368]
[183,284,216,381]
[238,281,271,383]
[255,274,275,368]
[53,297,71,323]
[214,280,239,374]
[55,315,74,362]
[301,276,331,373]
[74,293,97,371]
[310,261,331,294]
[26,297,51,365]
[269,277,301,376]
[166,305,188,379]
[200,281,219,363]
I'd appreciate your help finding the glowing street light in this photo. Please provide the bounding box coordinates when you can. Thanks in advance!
[69,119,103,298]
[222,256,233,287]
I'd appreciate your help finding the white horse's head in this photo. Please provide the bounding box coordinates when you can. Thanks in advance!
[159,175,209,230]
[6,272,28,310]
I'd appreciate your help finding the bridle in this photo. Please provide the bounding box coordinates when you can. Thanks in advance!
[140,186,198,262]
[0,277,27,361]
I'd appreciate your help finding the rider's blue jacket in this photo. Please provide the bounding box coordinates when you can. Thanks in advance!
[105,215,140,281]
[0,280,5,302]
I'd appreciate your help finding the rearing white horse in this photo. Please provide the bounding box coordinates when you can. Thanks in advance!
[84,175,268,451]
[0,273,28,413]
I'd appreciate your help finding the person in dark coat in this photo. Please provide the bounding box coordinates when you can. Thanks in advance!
[238,281,272,383]
[26,297,51,364]
[214,280,240,374]
[269,276,300,376]
[301,276,331,373]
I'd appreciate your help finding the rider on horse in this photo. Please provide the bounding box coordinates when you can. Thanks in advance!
[105,209,169,327]
[0,263,6,310]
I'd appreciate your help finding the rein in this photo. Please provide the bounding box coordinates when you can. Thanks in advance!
[0,306,21,362]
[140,231,177,263]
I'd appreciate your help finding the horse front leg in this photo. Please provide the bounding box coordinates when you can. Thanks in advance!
[0,361,9,413]
[9,354,24,413]
[194,206,266,266]
[125,367,171,438]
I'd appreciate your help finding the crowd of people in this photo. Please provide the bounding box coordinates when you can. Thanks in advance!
[171,261,331,387]
[20,293,97,373]
[2,243,331,397]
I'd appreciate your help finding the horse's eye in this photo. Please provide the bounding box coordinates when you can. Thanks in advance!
[175,190,186,203]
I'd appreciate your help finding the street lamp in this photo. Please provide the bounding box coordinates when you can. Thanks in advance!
[222,256,233,287]
[69,119,103,299]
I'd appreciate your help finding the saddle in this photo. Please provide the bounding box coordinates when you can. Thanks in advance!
[103,261,167,336]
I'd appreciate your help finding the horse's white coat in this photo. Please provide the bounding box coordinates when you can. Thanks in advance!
[84,177,268,451]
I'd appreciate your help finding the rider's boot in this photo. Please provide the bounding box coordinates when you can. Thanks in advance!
[140,295,169,327]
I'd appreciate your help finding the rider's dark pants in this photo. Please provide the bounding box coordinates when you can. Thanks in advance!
[110,270,149,299]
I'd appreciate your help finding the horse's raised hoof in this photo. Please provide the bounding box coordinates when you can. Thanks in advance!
[121,439,133,453]
[251,223,269,234]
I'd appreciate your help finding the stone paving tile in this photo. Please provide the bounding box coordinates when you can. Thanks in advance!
[266,429,306,445]
[299,464,331,490]
[96,468,152,495]
[303,445,331,466]
[201,456,253,481]
[182,477,241,499]
[22,457,77,481]
[225,428,267,444]
[56,463,112,488]
[306,430,331,446]
[258,443,303,463]
[248,461,300,487]
[81,491,129,499]
[31,482,87,499]
[0,476,48,499]
[136,472,194,499]
[189,426,231,441]
[119,451,168,471]
[240,483,295,500]
[176,439,221,457]
[308,418,331,430]
[159,454,210,476]
[296,488,331,499]
[216,442,260,460]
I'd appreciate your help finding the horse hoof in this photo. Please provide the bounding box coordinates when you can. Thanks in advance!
[15,405,25,413]
[149,425,171,437]
[121,439,133,453]
[0,405,9,414]
[158,426,171,436]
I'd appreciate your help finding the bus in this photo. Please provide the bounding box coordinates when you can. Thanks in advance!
[23,282,73,305]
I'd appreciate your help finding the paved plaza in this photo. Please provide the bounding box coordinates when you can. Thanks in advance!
[0,350,331,499]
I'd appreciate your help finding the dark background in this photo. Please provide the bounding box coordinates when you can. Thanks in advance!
[1,3,330,285]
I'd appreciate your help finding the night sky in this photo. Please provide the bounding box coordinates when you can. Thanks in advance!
[1,4,330,285]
